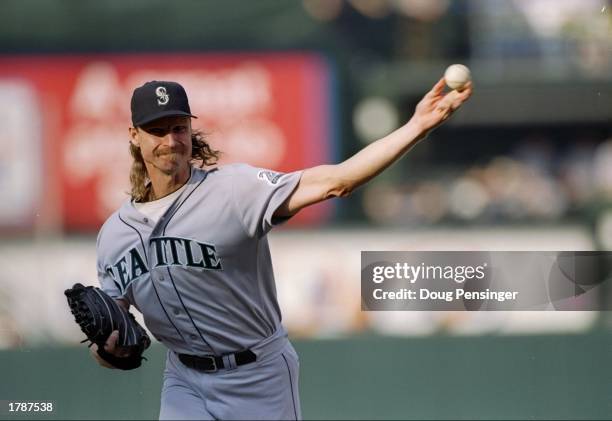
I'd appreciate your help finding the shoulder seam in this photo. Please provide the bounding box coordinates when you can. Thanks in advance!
[97,211,121,248]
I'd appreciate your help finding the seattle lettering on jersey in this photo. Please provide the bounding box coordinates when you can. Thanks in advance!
[106,236,222,292]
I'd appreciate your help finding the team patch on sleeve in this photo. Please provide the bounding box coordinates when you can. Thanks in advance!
[257,170,285,186]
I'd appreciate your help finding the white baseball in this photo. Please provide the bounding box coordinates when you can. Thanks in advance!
[444,64,471,90]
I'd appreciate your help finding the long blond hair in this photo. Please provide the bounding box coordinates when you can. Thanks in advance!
[129,129,220,202]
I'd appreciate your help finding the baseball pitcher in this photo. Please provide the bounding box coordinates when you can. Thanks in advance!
[84,77,471,420]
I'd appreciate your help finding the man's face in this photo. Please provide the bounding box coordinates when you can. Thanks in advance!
[129,116,192,175]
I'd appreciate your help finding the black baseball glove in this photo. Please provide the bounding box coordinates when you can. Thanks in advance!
[65,283,151,370]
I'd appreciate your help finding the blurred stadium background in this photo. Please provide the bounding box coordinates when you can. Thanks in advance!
[1,0,611,419]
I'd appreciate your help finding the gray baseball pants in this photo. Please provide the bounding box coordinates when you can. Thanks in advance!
[159,335,301,420]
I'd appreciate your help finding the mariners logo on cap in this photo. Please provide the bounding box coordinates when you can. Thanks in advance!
[155,86,169,106]
[131,81,196,126]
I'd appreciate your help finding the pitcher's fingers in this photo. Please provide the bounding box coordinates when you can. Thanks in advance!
[451,94,468,110]
[457,82,473,99]
[105,330,120,353]
[450,84,473,109]
[426,77,446,98]
[438,89,460,108]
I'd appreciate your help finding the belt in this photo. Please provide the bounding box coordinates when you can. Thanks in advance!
[178,349,257,373]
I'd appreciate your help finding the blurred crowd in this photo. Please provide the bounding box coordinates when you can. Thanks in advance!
[362,136,612,225]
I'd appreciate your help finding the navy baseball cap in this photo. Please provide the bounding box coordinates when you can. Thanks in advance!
[130,81,197,127]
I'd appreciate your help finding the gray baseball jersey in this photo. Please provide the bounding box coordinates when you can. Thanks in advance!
[96,163,302,356]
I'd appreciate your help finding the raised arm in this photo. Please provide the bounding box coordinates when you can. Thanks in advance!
[275,77,472,217]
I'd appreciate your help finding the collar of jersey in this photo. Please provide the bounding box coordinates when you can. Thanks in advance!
[121,166,208,223]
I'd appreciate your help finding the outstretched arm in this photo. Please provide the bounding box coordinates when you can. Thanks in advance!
[275,77,472,217]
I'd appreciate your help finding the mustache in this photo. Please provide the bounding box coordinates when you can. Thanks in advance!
[155,146,186,156]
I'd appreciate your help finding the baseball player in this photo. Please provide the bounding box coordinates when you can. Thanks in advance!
[90,78,471,420]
